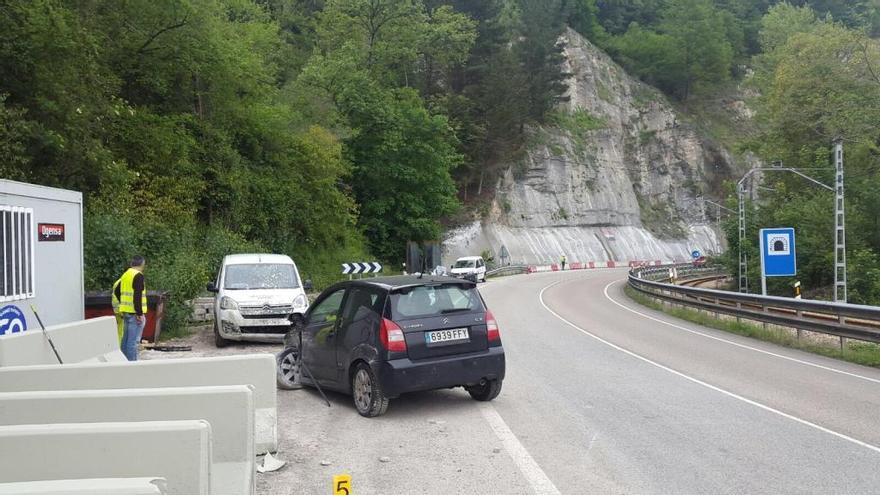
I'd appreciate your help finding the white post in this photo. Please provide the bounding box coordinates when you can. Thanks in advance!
[833,140,847,303]
[738,181,748,293]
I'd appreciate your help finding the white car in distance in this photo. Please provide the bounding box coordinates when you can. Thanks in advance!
[207,254,311,347]
[450,256,487,282]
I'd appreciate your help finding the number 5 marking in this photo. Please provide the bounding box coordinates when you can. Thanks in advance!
[333,474,351,495]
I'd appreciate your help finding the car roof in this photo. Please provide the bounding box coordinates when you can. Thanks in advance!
[344,275,476,291]
[223,253,295,265]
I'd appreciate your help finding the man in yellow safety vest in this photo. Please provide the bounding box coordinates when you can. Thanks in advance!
[113,255,148,361]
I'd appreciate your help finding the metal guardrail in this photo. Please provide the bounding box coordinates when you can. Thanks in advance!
[628,264,880,344]
[486,265,530,278]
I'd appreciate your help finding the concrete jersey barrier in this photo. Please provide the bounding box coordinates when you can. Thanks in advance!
[0,478,167,495]
[0,354,277,453]
[0,421,211,495]
[0,316,124,366]
[0,386,255,495]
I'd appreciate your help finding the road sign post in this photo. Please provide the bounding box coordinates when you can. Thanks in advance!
[759,228,796,296]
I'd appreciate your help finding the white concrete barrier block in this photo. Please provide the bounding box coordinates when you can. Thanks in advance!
[0,354,277,453]
[0,421,211,495]
[0,316,123,366]
[0,478,167,495]
[0,386,255,495]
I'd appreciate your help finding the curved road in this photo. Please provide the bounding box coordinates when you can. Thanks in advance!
[260,269,880,494]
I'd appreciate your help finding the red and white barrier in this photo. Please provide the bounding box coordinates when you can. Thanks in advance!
[525,259,673,273]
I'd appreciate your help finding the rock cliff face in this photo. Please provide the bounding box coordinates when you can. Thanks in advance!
[444,28,734,265]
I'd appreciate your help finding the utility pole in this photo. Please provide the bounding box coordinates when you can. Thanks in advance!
[833,139,847,303]
[737,181,748,293]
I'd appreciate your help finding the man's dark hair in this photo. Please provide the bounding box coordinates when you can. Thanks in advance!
[131,255,146,267]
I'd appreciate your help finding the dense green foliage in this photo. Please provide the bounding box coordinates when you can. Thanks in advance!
[590,1,880,101]
[0,0,577,333]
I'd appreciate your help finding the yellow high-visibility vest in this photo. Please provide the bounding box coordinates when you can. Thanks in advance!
[118,268,148,315]
[111,278,121,313]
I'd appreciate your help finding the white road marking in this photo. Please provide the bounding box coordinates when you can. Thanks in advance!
[539,281,880,456]
[601,279,880,385]
[479,403,562,495]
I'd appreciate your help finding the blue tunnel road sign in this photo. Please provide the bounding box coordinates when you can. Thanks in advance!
[691,250,701,259]
[760,228,796,277]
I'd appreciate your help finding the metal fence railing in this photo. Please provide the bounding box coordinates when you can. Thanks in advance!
[629,265,880,345]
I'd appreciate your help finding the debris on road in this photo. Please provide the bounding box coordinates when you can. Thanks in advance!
[257,452,287,473]
[142,343,192,352]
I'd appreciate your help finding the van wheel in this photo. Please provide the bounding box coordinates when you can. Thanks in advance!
[352,363,389,417]
[276,347,303,390]
[213,322,229,348]
[467,379,502,401]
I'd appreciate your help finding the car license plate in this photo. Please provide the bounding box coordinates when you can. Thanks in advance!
[425,328,469,345]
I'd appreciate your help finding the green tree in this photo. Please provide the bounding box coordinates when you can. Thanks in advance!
[659,0,733,100]
[608,0,733,100]
[515,0,571,121]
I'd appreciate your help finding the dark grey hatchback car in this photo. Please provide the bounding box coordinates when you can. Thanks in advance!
[276,276,505,417]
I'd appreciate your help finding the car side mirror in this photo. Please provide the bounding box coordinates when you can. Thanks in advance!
[303,279,313,292]
[206,282,218,293]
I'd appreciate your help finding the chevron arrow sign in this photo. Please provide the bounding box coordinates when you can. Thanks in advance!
[342,262,384,275]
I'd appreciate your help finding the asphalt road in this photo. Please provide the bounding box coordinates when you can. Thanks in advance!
[155,269,880,494]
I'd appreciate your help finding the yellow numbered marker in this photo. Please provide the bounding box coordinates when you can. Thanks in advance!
[333,474,352,495]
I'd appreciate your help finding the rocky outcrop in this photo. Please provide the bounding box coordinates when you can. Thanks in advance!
[444,28,735,265]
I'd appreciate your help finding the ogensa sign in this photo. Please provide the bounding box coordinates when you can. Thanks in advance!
[38,223,65,241]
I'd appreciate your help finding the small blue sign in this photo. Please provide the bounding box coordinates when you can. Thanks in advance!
[691,250,701,259]
[760,228,796,277]
[0,305,28,336]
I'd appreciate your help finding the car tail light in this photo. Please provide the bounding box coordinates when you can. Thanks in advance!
[380,318,407,352]
[486,310,501,343]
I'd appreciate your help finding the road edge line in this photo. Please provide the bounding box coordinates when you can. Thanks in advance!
[538,281,880,456]
[479,402,562,495]
[603,279,880,385]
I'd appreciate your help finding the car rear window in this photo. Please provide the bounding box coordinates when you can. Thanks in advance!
[390,284,483,319]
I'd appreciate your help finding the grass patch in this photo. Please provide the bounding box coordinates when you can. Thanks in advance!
[159,324,197,341]
[548,107,607,134]
[596,80,614,103]
[639,129,657,145]
[624,286,880,368]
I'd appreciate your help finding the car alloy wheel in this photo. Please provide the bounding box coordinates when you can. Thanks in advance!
[276,347,303,390]
[352,363,389,417]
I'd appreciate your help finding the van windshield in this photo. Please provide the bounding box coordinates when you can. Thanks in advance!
[391,284,483,319]
[224,264,299,290]
[454,259,476,268]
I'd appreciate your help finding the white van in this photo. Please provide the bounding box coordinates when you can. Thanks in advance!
[207,254,311,347]
[450,256,487,282]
